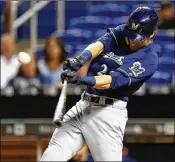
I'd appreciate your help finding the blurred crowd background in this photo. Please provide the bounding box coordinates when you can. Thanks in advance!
[0,0,175,162]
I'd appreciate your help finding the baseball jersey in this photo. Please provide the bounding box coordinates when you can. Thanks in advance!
[86,24,158,102]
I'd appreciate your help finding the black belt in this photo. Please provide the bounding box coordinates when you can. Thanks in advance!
[83,93,114,105]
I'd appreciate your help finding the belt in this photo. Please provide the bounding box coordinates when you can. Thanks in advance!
[82,92,116,105]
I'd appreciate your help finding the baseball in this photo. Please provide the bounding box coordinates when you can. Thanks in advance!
[17,52,31,64]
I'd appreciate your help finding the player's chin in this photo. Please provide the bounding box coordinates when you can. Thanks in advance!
[129,45,138,50]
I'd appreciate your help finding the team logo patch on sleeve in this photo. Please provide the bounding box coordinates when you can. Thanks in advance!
[129,61,145,76]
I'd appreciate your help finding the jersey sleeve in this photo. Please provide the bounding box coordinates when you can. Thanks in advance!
[97,28,118,53]
[110,60,157,89]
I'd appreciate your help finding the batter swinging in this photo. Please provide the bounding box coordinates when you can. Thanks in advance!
[40,6,159,161]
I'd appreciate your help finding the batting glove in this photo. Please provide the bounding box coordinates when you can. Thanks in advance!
[61,70,80,84]
[63,57,83,72]
[61,70,96,86]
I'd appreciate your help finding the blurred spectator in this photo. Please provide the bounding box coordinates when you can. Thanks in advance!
[1,33,20,89]
[122,146,137,162]
[4,0,12,33]
[158,1,175,29]
[8,50,41,95]
[0,0,12,34]
[38,36,66,87]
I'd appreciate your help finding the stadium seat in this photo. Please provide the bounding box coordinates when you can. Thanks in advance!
[153,43,163,55]
[116,1,140,5]
[93,29,106,39]
[91,1,139,6]
[146,71,173,85]
[58,34,84,44]
[57,28,92,44]
[69,16,111,31]
[65,44,75,57]
[17,1,30,39]
[75,44,89,54]
[132,2,159,10]
[65,1,88,29]
[163,43,175,53]
[66,28,92,38]
[109,16,128,27]
[158,56,174,71]
[18,1,57,39]
[154,40,174,52]
[88,4,131,17]
[154,42,174,59]
[155,31,175,42]
[35,44,74,59]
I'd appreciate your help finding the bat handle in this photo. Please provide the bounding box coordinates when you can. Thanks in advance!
[53,120,63,128]
[63,79,67,87]
[52,79,68,127]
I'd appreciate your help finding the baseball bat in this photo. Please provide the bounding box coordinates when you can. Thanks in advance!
[53,80,67,127]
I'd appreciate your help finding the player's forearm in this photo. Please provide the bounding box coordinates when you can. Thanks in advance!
[74,75,112,89]
[93,75,112,89]
[84,41,104,59]
[75,41,104,68]
[93,83,111,89]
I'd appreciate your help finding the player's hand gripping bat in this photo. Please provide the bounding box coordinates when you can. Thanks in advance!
[53,79,67,127]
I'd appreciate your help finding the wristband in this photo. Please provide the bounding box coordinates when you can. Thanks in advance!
[76,50,92,65]
[76,76,96,86]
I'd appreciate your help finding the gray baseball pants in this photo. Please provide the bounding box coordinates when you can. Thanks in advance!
[40,96,128,161]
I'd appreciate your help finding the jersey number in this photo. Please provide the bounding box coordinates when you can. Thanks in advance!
[97,64,108,76]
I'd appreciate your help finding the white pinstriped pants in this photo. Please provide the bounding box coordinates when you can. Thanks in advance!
[40,96,128,161]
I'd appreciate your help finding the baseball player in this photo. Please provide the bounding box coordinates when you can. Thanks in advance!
[40,6,159,161]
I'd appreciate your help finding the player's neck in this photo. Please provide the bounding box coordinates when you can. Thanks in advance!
[143,39,152,46]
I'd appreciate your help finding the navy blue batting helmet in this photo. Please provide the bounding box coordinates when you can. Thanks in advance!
[123,6,158,41]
